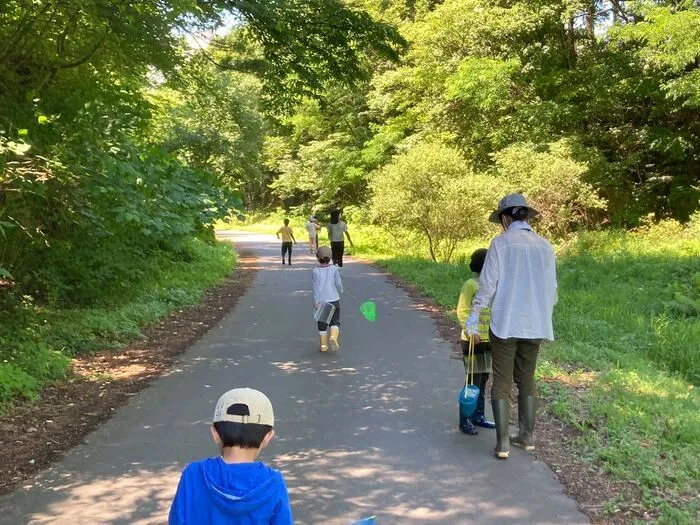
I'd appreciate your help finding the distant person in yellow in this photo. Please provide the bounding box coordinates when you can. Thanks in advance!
[456,248,495,435]
[276,219,297,266]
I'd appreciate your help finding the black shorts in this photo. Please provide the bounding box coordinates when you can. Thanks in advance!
[317,300,340,331]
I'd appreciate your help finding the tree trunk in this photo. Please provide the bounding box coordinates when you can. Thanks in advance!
[610,0,632,24]
[586,2,596,46]
[422,225,437,262]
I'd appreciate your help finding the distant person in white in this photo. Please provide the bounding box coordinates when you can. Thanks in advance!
[305,216,320,254]
[466,193,557,459]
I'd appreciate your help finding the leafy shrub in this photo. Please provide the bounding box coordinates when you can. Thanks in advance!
[3,137,238,307]
[492,139,607,238]
[686,211,700,236]
[0,364,41,405]
[0,294,71,402]
[0,238,235,409]
[369,141,501,261]
[342,204,371,225]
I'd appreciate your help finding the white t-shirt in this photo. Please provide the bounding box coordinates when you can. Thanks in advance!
[327,221,347,242]
[471,222,557,341]
[312,265,343,304]
[305,221,318,235]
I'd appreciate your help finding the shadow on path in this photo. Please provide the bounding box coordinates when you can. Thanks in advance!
[0,232,588,524]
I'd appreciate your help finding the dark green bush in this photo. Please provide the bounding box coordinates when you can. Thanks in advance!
[0,238,235,407]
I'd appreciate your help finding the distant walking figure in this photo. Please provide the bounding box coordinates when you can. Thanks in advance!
[466,194,557,459]
[276,219,297,266]
[326,210,354,267]
[305,216,320,254]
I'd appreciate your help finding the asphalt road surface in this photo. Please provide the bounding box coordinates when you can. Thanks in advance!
[0,232,588,524]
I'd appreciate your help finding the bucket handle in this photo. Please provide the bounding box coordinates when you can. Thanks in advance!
[465,336,475,394]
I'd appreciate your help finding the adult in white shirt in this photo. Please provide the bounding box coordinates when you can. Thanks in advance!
[466,193,557,459]
[326,210,354,267]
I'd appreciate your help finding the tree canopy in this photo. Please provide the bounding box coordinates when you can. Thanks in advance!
[0,0,402,293]
[2,0,699,286]
[263,0,700,226]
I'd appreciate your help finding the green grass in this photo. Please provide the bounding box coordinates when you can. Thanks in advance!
[227,215,699,523]
[0,238,236,408]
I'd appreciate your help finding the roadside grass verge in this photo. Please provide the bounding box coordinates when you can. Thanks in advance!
[226,216,699,522]
[0,238,235,409]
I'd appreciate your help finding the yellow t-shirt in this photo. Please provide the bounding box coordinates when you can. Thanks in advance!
[277,226,294,242]
[456,278,491,342]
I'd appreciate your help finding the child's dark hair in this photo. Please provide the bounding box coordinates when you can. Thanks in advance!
[283,218,290,225]
[317,254,331,264]
[469,248,488,273]
[330,209,340,224]
[213,422,272,449]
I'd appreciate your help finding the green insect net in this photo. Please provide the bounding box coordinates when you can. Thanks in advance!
[360,301,376,322]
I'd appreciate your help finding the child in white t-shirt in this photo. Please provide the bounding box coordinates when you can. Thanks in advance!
[304,216,320,254]
[312,246,343,352]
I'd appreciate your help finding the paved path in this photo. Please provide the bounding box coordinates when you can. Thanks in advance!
[0,232,587,524]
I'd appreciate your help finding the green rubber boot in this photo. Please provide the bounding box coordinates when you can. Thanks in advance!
[510,396,536,451]
[492,399,510,459]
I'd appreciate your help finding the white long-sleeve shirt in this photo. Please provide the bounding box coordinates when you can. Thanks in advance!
[312,265,343,304]
[470,221,557,341]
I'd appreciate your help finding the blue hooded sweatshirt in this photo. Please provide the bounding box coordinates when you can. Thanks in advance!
[169,458,293,524]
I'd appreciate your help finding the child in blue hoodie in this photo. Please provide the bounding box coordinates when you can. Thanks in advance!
[169,388,293,524]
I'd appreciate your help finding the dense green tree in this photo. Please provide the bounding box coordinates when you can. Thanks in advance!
[0,0,404,292]
[365,0,700,224]
[265,84,377,211]
[491,140,607,237]
[148,56,266,207]
[3,0,699,284]
[369,141,501,262]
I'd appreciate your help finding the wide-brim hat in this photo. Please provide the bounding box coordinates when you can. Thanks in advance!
[488,193,540,224]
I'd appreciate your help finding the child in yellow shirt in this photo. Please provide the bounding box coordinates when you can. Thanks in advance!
[456,248,495,435]
[276,219,297,265]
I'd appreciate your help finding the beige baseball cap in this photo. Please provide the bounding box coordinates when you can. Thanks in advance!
[317,246,332,259]
[213,388,274,426]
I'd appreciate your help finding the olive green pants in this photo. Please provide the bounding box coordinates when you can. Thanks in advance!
[490,330,541,401]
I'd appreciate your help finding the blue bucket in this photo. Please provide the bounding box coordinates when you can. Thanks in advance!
[350,516,376,525]
[458,384,480,419]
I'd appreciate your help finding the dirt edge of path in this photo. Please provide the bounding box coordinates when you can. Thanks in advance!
[361,258,633,525]
[0,245,257,496]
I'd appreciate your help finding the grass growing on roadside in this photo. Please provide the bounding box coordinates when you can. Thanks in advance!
[543,227,700,523]
[228,215,699,522]
[0,238,235,408]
